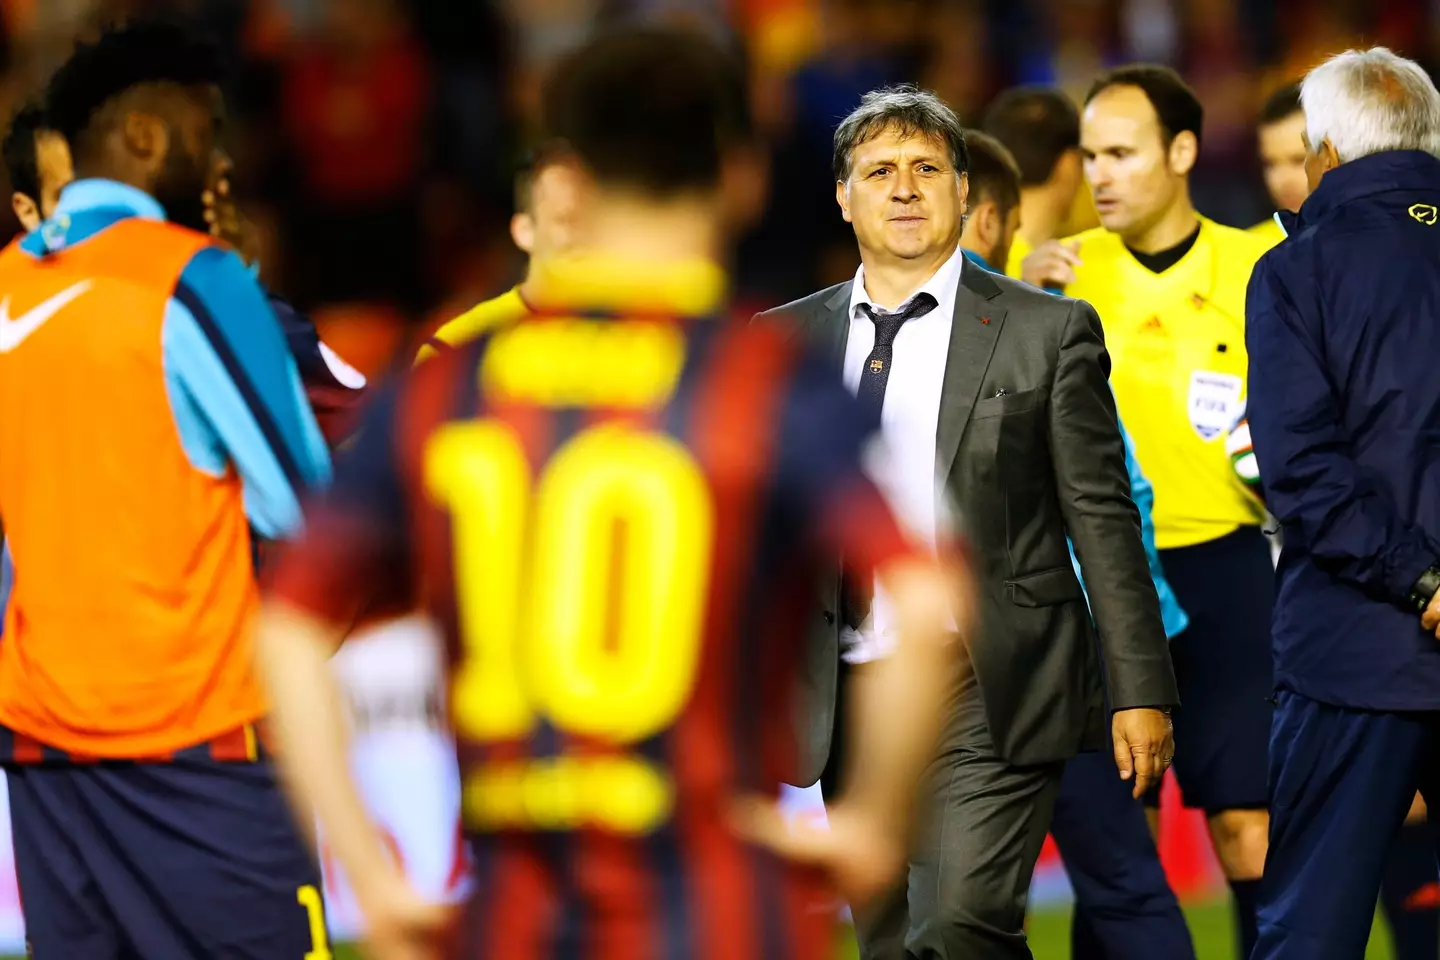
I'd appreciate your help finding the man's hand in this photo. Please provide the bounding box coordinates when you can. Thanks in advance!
[1421,590,1440,638]
[1020,240,1082,288]
[730,795,906,909]
[354,871,452,960]
[203,176,260,265]
[1112,707,1175,799]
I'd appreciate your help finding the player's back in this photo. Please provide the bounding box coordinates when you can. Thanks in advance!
[401,268,902,959]
[0,179,329,762]
[0,217,268,757]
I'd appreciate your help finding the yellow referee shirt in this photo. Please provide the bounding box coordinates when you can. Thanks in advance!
[1005,233,1033,279]
[1061,217,1271,549]
[1249,215,1286,249]
[414,286,529,364]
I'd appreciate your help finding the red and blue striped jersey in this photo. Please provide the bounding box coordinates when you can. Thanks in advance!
[275,268,917,960]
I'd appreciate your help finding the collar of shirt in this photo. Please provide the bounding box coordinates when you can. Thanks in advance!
[1296,149,1440,231]
[25,179,168,256]
[55,179,166,222]
[849,243,966,323]
[527,255,726,317]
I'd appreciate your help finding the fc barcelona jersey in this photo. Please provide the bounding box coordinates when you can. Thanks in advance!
[275,258,918,960]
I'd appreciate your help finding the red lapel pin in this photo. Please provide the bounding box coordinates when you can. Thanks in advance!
[980,316,992,325]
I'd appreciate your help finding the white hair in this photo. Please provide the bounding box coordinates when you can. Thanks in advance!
[1301,47,1440,163]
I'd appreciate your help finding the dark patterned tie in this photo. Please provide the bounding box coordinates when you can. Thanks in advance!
[842,291,939,630]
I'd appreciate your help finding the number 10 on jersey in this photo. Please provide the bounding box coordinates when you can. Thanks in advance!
[424,420,715,830]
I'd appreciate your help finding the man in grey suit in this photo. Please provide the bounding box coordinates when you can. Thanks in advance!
[758,85,1180,960]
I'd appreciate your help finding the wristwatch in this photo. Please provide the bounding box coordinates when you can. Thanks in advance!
[1409,565,1440,613]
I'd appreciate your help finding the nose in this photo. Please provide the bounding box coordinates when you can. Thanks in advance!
[891,167,920,202]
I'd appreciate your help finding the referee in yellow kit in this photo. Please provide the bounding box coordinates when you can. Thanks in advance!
[416,142,581,361]
[1024,64,1272,960]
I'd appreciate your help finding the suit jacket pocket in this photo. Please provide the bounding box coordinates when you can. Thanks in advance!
[1005,566,1085,607]
[972,387,1046,420]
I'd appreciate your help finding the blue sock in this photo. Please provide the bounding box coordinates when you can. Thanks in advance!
[1380,822,1440,960]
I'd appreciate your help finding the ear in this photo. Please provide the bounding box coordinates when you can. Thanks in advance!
[836,179,852,223]
[1320,138,1341,174]
[11,193,38,232]
[1168,130,1198,177]
[510,212,535,255]
[122,111,169,167]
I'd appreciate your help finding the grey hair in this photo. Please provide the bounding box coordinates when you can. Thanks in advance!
[833,83,969,181]
[1301,47,1440,163]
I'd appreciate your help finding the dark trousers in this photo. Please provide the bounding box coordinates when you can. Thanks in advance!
[1253,689,1440,960]
[853,660,1064,959]
[1052,749,1197,960]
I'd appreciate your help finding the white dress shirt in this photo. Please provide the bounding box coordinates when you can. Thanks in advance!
[841,244,965,663]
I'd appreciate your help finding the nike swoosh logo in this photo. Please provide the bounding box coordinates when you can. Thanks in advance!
[0,280,94,354]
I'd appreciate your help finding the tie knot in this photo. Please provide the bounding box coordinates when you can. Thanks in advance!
[860,292,938,347]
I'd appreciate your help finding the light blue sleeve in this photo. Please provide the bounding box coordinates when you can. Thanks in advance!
[0,542,11,637]
[162,247,330,539]
[1069,416,1190,639]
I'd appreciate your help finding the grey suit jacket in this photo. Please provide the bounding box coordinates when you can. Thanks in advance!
[759,264,1180,784]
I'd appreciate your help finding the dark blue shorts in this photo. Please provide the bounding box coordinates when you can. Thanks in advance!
[7,757,331,960]
[1146,525,1275,812]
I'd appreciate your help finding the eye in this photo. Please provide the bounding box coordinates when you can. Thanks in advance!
[868,168,890,178]
[919,164,939,173]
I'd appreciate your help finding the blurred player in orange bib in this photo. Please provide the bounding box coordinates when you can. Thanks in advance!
[261,26,970,960]
[0,22,333,960]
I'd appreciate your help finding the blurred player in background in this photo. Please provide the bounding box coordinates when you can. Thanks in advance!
[1025,64,1274,959]
[2,99,71,231]
[329,137,591,916]
[961,130,1196,960]
[415,142,583,361]
[0,21,332,959]
[261,26,966,960]
[1239,76,1440,959]
[980,86,1084,281]
[1251,82,1306,244]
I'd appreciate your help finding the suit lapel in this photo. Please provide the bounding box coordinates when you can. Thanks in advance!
[936,264,1006,487]
[815,281,852,368]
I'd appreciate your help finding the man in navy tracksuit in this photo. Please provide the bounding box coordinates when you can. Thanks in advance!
[1246,48,1440,960]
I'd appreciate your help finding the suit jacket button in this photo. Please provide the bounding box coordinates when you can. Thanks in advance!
[823,611,835,625]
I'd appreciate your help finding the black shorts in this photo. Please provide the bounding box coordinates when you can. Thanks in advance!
[8,757,330,959]
[1145,525,1275,812]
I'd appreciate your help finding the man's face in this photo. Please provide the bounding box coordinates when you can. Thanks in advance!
[837,126,967,265]
[1258,111,1309,212]
[511,162,584,263]
[12,131,75,233]
[35,132,73,221]
[150,86,223,232]
[1081,85,1191,240]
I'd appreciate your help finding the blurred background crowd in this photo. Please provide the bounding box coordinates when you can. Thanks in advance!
[0,0,1423,369]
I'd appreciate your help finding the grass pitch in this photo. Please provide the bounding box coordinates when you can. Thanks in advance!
[4,900,1402,958]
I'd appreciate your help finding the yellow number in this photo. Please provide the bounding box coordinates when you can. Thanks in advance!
[425,423,534,740]
[296,884,332,960]
[426,422,713,747]
[530,426,711,742]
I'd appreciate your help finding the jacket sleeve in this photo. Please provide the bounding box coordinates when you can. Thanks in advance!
[1049,299,1179,710]
[163,246,331,539]
[1246,257,1440,604]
